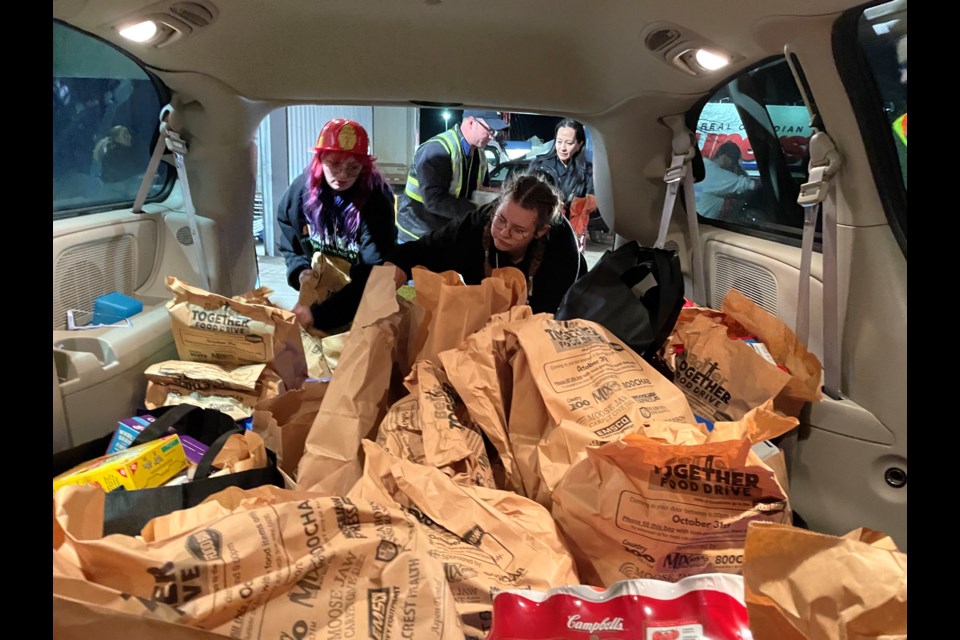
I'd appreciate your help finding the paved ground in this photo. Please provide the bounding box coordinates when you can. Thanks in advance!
[255,233,614,311]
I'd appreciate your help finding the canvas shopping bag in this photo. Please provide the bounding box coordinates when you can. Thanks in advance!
[53,404,284,536]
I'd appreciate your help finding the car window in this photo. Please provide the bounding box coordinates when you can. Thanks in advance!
[53,21,172,218]
[693,57,813,239]
[847,0,907,246]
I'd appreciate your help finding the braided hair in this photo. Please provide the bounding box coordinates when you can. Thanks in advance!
[482,172,564,283]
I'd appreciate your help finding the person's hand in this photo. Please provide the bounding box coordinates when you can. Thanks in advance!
[291,304,314,329]
[298,269,316,287]
[383,261,407,289]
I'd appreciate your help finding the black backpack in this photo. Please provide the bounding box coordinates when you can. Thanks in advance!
[555,241,685,363]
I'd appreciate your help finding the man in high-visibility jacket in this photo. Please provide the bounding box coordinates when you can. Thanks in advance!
[396,110,507,242]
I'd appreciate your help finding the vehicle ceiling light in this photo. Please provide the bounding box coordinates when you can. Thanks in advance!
[695,49,730,71]
[118,20,158,42]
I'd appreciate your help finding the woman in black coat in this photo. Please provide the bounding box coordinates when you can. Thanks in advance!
[528,118,597,252]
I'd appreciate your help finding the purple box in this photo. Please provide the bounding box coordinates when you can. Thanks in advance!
[106,413,209,464]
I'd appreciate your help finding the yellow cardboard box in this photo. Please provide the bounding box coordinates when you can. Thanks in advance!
[53,434,189,493]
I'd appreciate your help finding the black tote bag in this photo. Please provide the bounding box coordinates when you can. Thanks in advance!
[555,241,685,362]
[53,404,285,536]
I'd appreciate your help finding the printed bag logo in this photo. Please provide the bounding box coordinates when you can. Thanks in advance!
[567,615,625,633]
[543,324,606,352]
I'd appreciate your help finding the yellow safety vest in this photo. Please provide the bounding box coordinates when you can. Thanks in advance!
[404,128,487,203]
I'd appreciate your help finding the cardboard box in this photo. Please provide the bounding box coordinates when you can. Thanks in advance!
[53,435,189,493]
[107,413,209,464]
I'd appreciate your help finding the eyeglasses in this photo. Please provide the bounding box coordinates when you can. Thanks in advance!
[322,160,363,177]
[474,118,495,136]
[492,212,534,239]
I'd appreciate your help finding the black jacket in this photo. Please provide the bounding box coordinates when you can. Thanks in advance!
[276,171,397,332]
[395,127,484,242]
[388,199,582,315]
[275,171,397,290]
[528,154,594,205]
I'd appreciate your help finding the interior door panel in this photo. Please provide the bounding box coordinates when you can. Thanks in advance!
[52,205,218,451]
[695,224,907,551]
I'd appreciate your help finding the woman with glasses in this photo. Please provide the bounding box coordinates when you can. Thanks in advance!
[277,118,397,331]
[384,171,582,315]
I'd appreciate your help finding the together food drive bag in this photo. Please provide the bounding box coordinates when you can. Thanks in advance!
[144,361,284,421]
[507,315,697,505]
[377,361,496,488]
[350,441,580,640]
[669,313,791,424]
[672,289,823,417]
[54,484,465,639]
[408,266,527,369]
[742,522,907,640]
[552,403,796,587]
[165,276,308,391]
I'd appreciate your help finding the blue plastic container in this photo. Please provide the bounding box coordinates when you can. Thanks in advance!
[92,292,143,325]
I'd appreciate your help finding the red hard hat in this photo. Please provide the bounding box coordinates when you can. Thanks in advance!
[312,118,370,156]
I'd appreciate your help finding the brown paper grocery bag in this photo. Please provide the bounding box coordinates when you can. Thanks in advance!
[298,252,353,338]
[165,276,308,390]
[743,522,907,640]
[54,484,465,639]
[350,441,580,640]
[409,266,527,369]
[672,314,791,423]
[552,409,792,587]
[438,306,534,494]
[251,378,329,478]
[295,265,405,494]
[721,288,823,416]
[509,315,697,505]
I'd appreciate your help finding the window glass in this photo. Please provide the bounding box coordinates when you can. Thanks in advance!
[856,2,907,189]
[693,57,813,238]
[53,21,171,217]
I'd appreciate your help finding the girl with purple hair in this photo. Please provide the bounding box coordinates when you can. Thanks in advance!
[276,118,397,331]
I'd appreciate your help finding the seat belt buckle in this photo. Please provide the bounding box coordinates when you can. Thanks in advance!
[663,153,688,184]
[162,125,189,156]
[797,164,828,206]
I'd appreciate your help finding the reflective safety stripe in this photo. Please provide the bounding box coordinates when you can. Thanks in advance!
[892,113,907,147]
[403,128,472,204]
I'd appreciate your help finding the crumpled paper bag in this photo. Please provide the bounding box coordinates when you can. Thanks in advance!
[295,265,405,494]
[742,521,907,640]
[349,440,579,639]
[54,484,464,639]
[251,378,329,478]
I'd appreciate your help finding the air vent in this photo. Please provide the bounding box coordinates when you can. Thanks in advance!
[712,254,778,315]
[54,236,136,330]
[176,225,195,245]
[646,27,680,52]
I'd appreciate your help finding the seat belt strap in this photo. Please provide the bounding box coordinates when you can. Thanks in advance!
[132,133,168,213]
[658,115,706,306]
[165,123,212,291]
[132,106,212,291]
[796,130,842,399]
